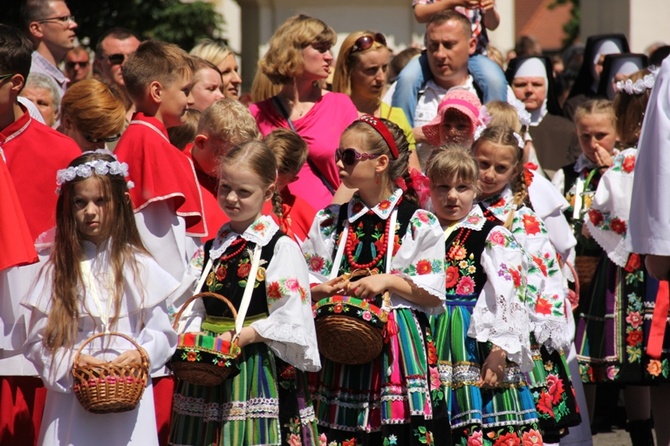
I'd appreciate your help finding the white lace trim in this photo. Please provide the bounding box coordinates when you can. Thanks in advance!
[209,216,278,259]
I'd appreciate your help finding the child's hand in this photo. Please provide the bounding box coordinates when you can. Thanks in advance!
[311,277,348,301]
[478,0,496,11]
[593,144,614,168]
[111,349,145,367]
[76,354,106,368]
[345,274,390,300]
[479,345,506,389]
[217,330,235,344]
[463,0,481,8]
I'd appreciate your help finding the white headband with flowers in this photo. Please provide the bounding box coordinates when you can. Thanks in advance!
[55,150,134,194]
[475,104,526,149]
[615,68,658,95]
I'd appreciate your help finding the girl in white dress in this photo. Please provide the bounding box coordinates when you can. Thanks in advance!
[22,151,178,446]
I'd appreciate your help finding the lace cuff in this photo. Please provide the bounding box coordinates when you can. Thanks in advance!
[251,319,321,372]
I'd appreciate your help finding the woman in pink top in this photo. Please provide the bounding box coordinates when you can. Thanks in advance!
[250,14,359,211]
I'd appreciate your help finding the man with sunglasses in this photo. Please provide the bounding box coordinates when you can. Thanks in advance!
[21,0,78,100]
[63,46,91,84]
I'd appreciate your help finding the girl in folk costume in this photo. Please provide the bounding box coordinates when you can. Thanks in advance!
[22,151,179,446]
[577,68,667,446]
[426,145,541,446]
[303,116,446,445]
[169,141,321,446]
[472,126,581,441]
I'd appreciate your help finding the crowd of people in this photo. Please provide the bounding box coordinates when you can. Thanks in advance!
[2,0,670,445]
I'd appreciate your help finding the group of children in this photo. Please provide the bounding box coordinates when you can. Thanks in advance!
[2,10,670,446]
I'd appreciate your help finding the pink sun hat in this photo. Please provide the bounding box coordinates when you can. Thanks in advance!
[422,89,482,147]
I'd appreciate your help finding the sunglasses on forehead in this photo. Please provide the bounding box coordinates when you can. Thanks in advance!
[335,147,380,166]
[350,32,387,54]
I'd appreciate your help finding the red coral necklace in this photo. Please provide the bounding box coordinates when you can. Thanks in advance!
[221,238,248,262]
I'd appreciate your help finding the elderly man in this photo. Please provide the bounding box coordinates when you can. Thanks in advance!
[21,0,77,98]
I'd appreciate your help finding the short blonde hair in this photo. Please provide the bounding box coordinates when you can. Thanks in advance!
[332,31,389,96]
[259,14,336,85]
[197,98,260,155]
[190,39,233,68]
[425,144,480,196]
[264,129,308,177]
[60,79,126,143]
[573,98,615,128]
[123,40,194,102]
[485,101,521,132]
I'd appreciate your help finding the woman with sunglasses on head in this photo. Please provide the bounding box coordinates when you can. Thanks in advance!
[302,116,447,445]
[250,15,359,211]
[333,31,421,172]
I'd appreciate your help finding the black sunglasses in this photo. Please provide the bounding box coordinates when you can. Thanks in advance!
[335,147,380,166]
[105,53,127,66]
[65,61,89,69]
[351,33,387,54]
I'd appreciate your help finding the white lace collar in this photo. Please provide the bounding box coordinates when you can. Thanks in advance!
[479,186,514,219]
[209,215,278,259]
[457,205,487,231]
[573,154,598,173]
[347,189,403,222]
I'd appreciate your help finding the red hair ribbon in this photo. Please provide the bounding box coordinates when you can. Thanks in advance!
[358,114,399,160]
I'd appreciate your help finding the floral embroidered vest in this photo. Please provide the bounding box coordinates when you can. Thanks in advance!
[200,231,283,318]
[445,208,500,302]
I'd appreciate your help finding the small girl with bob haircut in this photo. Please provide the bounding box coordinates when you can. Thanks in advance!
[170,140,321,446]
[303,116,447,444]
[426,145,541,445]
[22,151,179,446]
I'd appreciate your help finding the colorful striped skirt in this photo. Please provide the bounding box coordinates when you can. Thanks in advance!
[432,300,541,446]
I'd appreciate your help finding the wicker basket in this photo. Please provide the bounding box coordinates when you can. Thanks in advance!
[575,255,600,296]
[72,332,149,414]
[313,269,391,365]
[170,292,241,386]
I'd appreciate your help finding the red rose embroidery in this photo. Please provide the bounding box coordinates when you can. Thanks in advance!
[546,374,565,404]
[535,297,552,315]
[624,253,641,272]
[622,155,635,173]
[215,265,227,281]
[446,266,459,289]
[378,200,391,210]
[627,330,642,346]
[308,256,325,272]
[456,276,475,295]
[521,429,543,446]
[588,209,604,226]
[267,282,282,300]
[493,432,521,446]
[237,263,251,278]
[416,259,433,275]
[536,391,554,417]
[523,214,541,235]
[510,267,522,287]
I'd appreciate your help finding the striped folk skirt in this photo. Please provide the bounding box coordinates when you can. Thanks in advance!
[311,308,450,446]
[169,342,320,446]
[431,300,541,446]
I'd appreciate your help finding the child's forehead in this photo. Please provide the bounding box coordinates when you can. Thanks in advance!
[576,112,615,128]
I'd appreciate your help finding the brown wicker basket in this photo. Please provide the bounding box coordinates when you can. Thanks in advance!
[313,269,391,365]
[575,255,600,297]
[170,292,241,386]
[72,332,149,414]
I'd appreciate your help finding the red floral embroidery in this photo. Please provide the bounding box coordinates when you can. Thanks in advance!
[309,256,325,272]
[343,438,357,446]
[252,222,266,232]
[446,266,459,289]
[546,374,565,405]
[627,330,642,346]
[610,217,627,235]
[626,311,643,329]
[417,259,433,275]
[237,263,251,278]
[467,430,483,446]
[522,214,541,235]
[624,253,641,272]
[622,155,635,173]
[588,209,603,226]
[378,200,391,210]
[427,341,438,365]
[333,303,344,313]
[536,391,554,417]
[451,245,467,261]
[215,265,227,281]
[267,282,282,300]
[531,255,548,276]
[456,276,475,295]
[280,365,296,380]
[186,351,198,362]
[535,297,552,315]
[493,432,521,446]
[510,267,522,287]
[521,429,543,446]
[648,360,662,377]
[489,230,507,246]
[351,202,364,214]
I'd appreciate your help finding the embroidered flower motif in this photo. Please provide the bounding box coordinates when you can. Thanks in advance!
[531,255,548,276]
[237,262,251,278]
[536,391,554,417]
[429,365,441,389]
[625,253,641,272]
[252,221,266,233]
[417,211,431,223]
[378,200,391,210]
[489,230,507,247]
[288,433,302,446]
[416,259,433,275]
[351,202,364,214]
[588,209,604,227]
[626,311,643,329]
[606,365,620,381]
[535,297,552,315]
[466,214,482,225]
[546,374,564,405]
[343,438,357,446]
[626,330,643,346]
[493,432,521,446]
[451,245,467,261]
[427,341,438,365]
[647,359,662,377]
[455,276,475,295]
[521,429,543,446]
[319,433,328,446]
[622,155,635,173]
[467,429,483,446]
[333,303,344,313]
[256,267,266,281]
[446,266,459,289]
[610,217,627,235]
[510,267,522,287]
[362,310,372,321]
[285,278,300,292]
[215,265,227,282]
[186,350,198,362]
[267,282,282,300]
[522,214,541,235]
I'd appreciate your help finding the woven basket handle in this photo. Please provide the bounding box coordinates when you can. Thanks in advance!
[339,268,392,313]
[172,292,238,332]
[72,331,149,371]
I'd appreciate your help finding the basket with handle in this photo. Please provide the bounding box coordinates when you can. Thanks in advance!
[313,268,392,365]
[72,331,149,414]
[170,292,242,386]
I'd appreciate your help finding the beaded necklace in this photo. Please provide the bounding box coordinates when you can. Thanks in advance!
[220,237,248,263]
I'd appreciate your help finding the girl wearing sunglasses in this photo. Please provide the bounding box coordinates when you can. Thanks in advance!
[303,116,448,445]
[333,31,421,172]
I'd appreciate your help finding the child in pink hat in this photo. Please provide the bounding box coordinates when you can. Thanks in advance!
[421,89,482,147]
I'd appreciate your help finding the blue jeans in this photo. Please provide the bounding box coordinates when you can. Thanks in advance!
[391,51,508,127]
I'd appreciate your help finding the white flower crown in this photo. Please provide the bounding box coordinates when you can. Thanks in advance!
[474,125,525,150]
[615,72,656,95]
[55,151,134,194]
